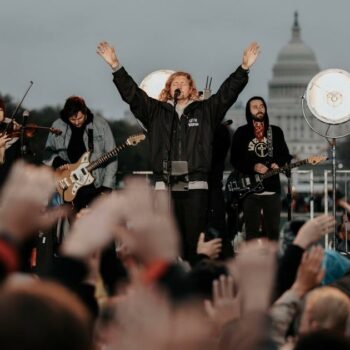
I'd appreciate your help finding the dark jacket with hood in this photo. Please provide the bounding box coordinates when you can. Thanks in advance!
[230,97,292,193]
[112,66,249,183]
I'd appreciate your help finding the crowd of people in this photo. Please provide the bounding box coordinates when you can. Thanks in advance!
[0,162,348,349]
[0,39,349,349]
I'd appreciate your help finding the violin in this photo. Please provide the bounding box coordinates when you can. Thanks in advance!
[0,121,61,139]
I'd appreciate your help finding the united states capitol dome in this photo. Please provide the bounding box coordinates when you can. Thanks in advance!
[269,12,320,104]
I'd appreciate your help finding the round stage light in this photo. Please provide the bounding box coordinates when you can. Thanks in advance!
[306,69,350,125]
[140,69,175,100]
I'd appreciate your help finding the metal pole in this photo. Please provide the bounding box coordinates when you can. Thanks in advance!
[331,139,337,249]
[324,170,329,248]
[310,170,314,219]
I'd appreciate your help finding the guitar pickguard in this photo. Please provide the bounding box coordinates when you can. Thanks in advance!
[56,151,95,202]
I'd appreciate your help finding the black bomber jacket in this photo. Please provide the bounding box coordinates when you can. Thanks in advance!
[112,66,249,182]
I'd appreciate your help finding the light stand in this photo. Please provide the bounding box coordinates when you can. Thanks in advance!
[302,69,350,249]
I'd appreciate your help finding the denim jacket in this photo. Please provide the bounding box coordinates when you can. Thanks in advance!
[43,115,117,189]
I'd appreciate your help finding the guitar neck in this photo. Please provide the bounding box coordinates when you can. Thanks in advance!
[261,159,309,180]
[87,142,127,172]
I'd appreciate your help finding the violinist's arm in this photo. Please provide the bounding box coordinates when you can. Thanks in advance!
[0,134,10,165]
[0,134,10,148]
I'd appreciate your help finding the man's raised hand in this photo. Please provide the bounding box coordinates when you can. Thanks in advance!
[97,41,119,70]
[242,42,260,70]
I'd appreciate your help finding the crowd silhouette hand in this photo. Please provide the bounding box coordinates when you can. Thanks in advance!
[119,177,180,264]
[97,41,120,70]
[62,192,125,259]
[197,233,222,259]
[205,274,240,330]
[241,42,261,70]
[0,161,68,240]
[338,199,350,213]
[229,239,278,314]
[291,245,325,297]
[63,177,180,264]
[293,214,335,249]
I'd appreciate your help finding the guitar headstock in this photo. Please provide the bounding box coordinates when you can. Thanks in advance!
[126,134,146,146]
[307,155,328,165]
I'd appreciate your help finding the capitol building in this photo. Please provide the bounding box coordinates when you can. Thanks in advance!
[229,12,327,161]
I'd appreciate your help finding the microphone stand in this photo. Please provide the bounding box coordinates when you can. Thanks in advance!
[165,94,179,210]
[285,167,292,222]
[20,112,29,157]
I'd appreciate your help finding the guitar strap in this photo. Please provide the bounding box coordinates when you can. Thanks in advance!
[267,126,273,159]
[88,129,94,152]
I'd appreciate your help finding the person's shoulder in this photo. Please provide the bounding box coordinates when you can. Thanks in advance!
[234,124,249,133]
[271,124,284,134]
[93,114,111,127]
[51,118,65,128]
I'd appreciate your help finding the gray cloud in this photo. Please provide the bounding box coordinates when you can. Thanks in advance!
[1,0,349,119]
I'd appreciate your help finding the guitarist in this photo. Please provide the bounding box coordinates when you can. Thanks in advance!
[230,96,292,241]
[43,96,118,210]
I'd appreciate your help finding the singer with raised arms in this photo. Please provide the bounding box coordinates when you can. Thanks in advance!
[97,41,260,264]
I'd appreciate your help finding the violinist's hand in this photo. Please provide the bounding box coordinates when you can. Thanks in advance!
[12,120,21,131]
[270,163,279,170]
[0,134,11,148]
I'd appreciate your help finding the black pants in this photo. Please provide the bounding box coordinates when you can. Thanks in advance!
[208,184,234,259]
[243,193,281,241]
[172,190,208,265]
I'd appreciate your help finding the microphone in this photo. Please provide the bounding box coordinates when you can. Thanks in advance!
[22,110,30,128]
[22,110,30,119]
[174,89,181,102]
[21,110,30,155]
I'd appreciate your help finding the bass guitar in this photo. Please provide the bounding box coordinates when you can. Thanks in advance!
[226,155,327,201]
[56,133,146,202]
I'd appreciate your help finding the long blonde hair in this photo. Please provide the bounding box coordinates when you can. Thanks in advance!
[158,71,199,102]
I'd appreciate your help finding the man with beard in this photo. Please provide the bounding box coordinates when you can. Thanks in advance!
[230,97,292,241]
[44,96,117,210]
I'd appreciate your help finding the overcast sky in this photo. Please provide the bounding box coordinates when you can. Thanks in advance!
[1,0,349,120]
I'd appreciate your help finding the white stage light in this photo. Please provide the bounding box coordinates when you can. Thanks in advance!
[140,69,175,100]
[306,69,350,125]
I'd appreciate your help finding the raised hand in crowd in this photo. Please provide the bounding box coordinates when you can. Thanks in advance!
[291,245,325,298]
[218,240,278,350]
[197,232,222,260]
[338,199,350,213]
[62,192,124,259]
[101,283,214,350]
[63,177,179,265]
[205,274,240,330]
[0,161,68,241]
[97,41,120,70]
[229,239,278,313]
[293,214,335,249]
[117,177,180,264]
[241,42,260,70]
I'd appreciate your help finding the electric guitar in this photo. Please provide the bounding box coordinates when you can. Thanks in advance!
[56,134,146,202]
[226,155,327,201]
